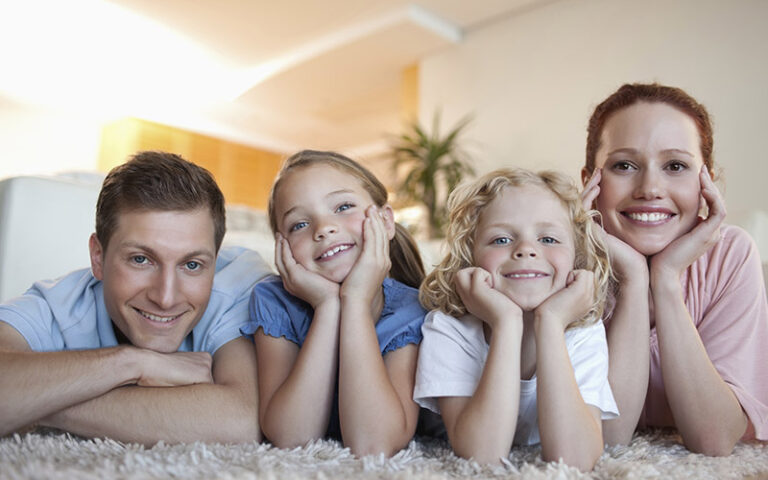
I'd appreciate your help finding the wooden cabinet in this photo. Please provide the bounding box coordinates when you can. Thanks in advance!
[98,118,283,209]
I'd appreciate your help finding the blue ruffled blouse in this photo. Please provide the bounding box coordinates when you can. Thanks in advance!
[243,275,427,439]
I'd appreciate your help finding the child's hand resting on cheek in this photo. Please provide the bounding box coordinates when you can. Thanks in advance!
[534,270,595,332]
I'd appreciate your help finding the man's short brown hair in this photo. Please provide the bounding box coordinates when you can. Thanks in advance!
[95,151,226,252]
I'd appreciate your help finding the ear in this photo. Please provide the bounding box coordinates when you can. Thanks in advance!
[89,233,105,280]
[381,205,396,240]
[581,167,591,187]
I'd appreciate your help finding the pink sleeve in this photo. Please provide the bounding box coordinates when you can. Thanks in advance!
[685,225,768,440]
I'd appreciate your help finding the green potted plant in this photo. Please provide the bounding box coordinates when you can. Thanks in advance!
[392,112,475,238]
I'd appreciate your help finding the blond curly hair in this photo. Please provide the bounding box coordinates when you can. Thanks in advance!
[419,168,613,329]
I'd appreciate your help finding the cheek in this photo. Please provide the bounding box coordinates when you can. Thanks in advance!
[187,275,215,309]
[104,263,139,299]
[473,247,503,271]
[676,178,703,214]
[286,234,313,263]
[595,176,628,210]
[345,213,367,236]
[551,249,575,283]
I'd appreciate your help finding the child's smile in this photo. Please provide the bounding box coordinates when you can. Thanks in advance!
[472,184,575,311]
[273,164,373,283]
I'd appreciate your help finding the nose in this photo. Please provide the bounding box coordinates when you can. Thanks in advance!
[147,267,180,310]
[513,240,537,259]
[634,167,663,200]
[313,218,338,241]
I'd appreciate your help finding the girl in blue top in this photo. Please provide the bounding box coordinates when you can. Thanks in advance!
[244,150,427,456]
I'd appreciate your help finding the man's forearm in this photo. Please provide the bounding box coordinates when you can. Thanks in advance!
[42,337,259,445]
[0,346,141,435]
[42,381,259,445]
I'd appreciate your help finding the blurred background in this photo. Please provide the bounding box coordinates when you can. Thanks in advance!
[0,0,766,218]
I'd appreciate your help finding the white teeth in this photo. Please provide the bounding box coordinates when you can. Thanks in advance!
[627,212,670,223]
[507,273,544,279]
[320,244,351,259]
[139,310,177,323]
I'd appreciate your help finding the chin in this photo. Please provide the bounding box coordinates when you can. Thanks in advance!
[506,294,547,313]
[138,338,183,353]
[619,235,673,257]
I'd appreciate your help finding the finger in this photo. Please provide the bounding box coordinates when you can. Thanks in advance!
[279,237,305,283]
[581,168,602,209]
[454,268,473,299]
[470,268,488,291]
[700,167,726,222]
[479,269,495,290]
[369,207,387,258]
[582,184,601,210]
[456,267,480,290]
[574,270,595,297]
[274,235,288,277]
[586,168,602,191]
[360,216,375,258]
[377,209,391,259]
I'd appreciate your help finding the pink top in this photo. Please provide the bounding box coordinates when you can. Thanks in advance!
[640,224,768,440]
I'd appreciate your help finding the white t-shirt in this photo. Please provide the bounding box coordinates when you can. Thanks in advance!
[413,310,618,446]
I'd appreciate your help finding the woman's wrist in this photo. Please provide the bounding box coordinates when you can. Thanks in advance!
[649,260,682,291]
[649,266,683,300]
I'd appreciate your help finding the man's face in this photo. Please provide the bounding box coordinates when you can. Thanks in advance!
[90,208,217,353]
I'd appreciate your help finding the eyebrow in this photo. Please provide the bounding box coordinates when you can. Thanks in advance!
[484,220,569,232]
[280,188,358,222]
[119,242,214,260]
[606,147,694,157]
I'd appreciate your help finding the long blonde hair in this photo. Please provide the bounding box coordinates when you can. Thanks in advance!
[419,167,612,328]
[268,150,425,289]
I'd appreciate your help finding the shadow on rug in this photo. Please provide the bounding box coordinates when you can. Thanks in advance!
[1,429,766,479]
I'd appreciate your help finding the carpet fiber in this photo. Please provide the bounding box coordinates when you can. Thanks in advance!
[1,429,767,479]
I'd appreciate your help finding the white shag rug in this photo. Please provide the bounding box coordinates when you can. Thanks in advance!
[1,429,767,480]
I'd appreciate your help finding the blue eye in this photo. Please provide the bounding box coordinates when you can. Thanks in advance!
[185,261,200,271]
[131,255,148,265]
[492,237,511,245]
[539,236,558,245]
[336,203,354,213]
[290,221,308,232]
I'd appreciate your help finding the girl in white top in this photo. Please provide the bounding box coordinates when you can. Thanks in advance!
[414,168,617,470]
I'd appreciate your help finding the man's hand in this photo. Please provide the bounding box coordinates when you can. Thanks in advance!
[136,350,213,387]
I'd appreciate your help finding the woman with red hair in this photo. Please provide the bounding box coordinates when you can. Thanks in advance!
[581,83,768,455]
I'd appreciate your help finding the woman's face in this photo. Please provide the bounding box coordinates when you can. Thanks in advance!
[591,102,704,256]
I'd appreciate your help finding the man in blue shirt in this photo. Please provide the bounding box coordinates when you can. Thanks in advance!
[0,151,271,445]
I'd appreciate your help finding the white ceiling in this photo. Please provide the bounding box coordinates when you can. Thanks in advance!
[0,0,550,155]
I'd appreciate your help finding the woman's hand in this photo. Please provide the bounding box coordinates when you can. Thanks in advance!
[455,267,523,329]
[650,167,725,281]
[275,233,340,309]
[340,206,391,304]
[535,270,594,332]
[582,168,647,282]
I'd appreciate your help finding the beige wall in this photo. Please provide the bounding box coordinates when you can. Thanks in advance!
[418,0,768,219]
